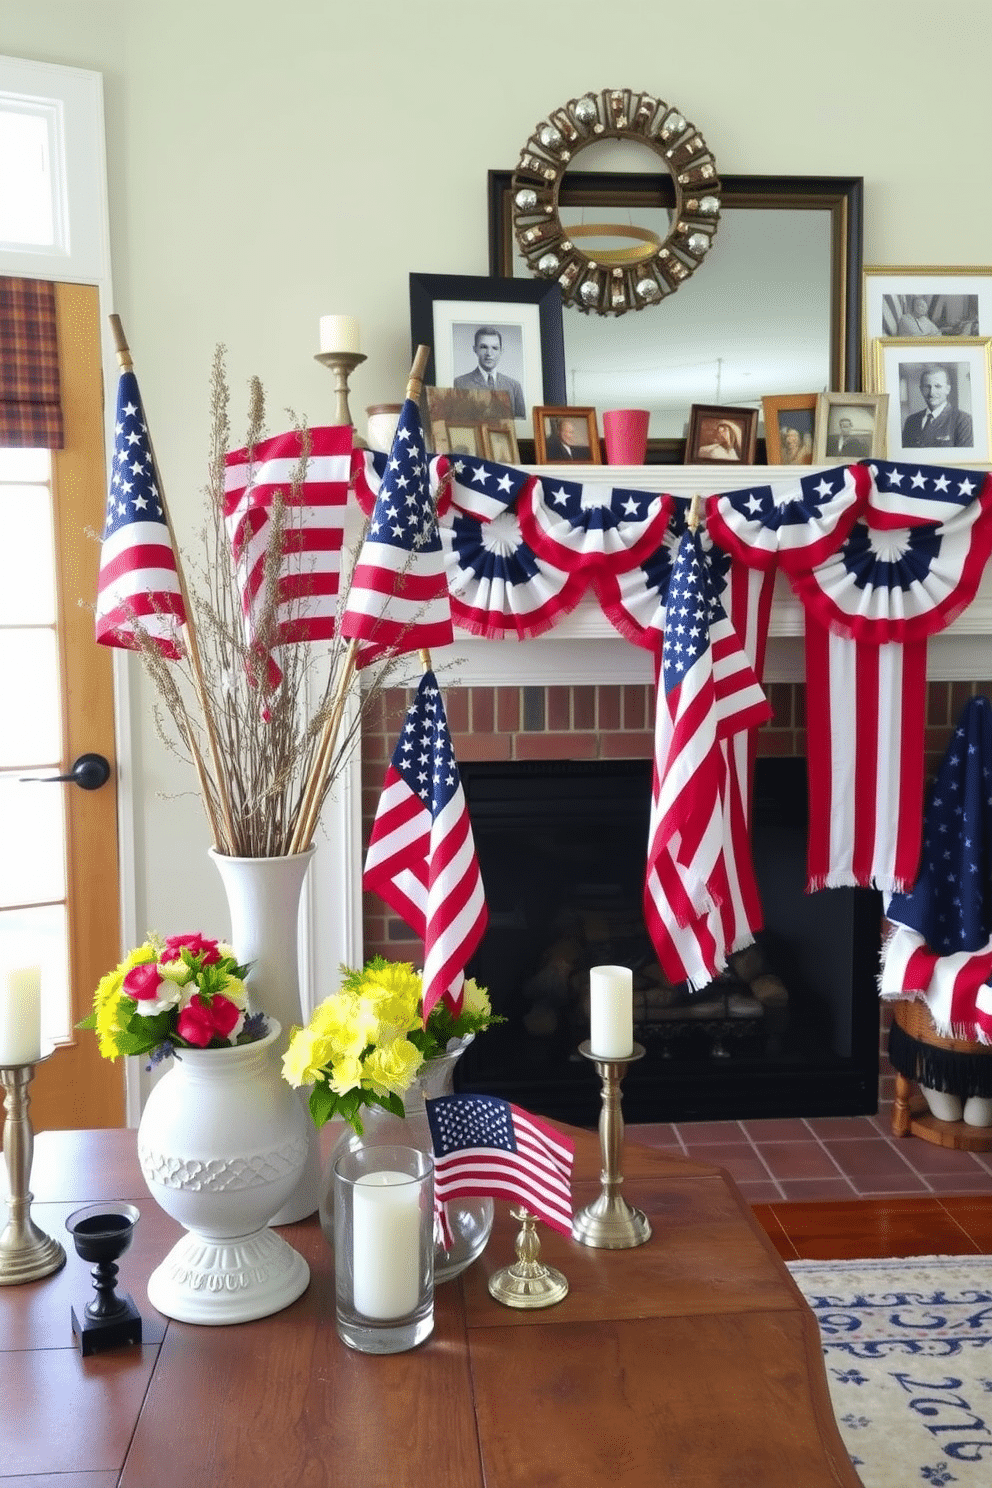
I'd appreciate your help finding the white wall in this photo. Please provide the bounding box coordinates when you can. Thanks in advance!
[5,0,992,952]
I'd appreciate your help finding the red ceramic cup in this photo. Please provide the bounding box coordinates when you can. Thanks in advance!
[602,409,650,465]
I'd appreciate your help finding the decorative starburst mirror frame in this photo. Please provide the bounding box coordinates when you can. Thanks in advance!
[511,87,722,316]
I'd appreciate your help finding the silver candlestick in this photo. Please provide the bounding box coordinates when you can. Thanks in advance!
[0,1051,66,1284]
[315,351,367,446]
[571,1041,651,1249]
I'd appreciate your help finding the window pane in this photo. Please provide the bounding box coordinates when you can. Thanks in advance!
[0,632,61,765]
[0,448,50,481]
[0,774,66,906]
[0,105,55,247]
[0,485,55,624]
[0,904,70,1045]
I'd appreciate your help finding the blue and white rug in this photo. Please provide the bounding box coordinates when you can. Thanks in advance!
[789,1255,992,1488]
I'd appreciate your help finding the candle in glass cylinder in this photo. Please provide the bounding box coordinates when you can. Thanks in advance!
[352,1170,421,1320]
[318,315,361,355]
[0,964,42,1065]
[589,964,633,1059]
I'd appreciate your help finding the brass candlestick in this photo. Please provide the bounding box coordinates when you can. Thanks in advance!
[571,1041,651,1249]
[0,1051,66,1284]
[488,1206,569,1310]
[314,350,367,446]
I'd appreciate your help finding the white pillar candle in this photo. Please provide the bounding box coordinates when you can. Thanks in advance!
[589,964,634,1059]
[319,314,361,355]
[352,1170,421,1320]
[0,964,42,1066]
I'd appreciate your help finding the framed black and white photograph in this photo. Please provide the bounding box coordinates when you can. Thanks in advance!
[481,425,519,464]
[762,393,818,466]
[812,392,888,463]
[533,406,601,464]
[685,405,758,466]
[871,337,992,465]
[409,273,565,435]
[862,267,992,382]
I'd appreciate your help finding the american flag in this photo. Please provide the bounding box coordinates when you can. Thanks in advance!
[363,669,487,1019]
[881,696,992,1041]
[425,1094,575,1237]
[340,398,452,668]
[95,369,187,658]
[643,528,771,990]
[223,425,350,685]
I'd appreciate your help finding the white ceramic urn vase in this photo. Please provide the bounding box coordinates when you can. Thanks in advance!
[209,846,321,1223]
[138,1019,311,1324]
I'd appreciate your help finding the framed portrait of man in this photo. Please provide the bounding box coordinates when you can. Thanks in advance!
[870,337,992,464]
[812,392,887,463]
[410,274,565,439]
[533,406,600,464]
[862,266,992,384]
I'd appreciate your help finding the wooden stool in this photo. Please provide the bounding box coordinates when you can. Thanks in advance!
[889,998,992,1150]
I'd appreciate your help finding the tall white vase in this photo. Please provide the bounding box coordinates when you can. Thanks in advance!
[138,1020,311,1324]
[210,846,321,1223]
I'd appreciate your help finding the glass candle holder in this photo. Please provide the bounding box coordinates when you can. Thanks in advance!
[333,1144,434,1354]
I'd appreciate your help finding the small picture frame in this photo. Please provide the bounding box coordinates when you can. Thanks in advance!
[481,424,520,464]
[762,394,818,466]
[533,406,601,464]
[685,405,758,466]
[425,386,514,456]
[870,337,991,465]
[812,392,888,463]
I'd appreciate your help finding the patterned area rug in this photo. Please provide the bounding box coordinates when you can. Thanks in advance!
[788,1255,992,1488]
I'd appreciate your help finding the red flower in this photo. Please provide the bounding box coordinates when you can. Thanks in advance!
[162,933,221,966]
[123,962,165,1001]
[177,993,242,1047]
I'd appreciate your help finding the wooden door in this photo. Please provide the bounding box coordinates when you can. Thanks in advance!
[1,282,123,1128]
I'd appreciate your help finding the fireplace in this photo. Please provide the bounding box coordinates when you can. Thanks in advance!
[452,754,881,1127]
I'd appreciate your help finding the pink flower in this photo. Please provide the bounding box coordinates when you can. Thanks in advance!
[123,963,165,1001]
[177,993,242,1047]
[162,933,221,966]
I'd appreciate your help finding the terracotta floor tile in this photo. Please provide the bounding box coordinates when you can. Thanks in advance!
[675,1120,747,1144]
[777,1178,859,1203]
[924,1171,992,1194]
[755,1141,844,1181]
[809,1116,885,1142]
[732,1180,784,1206]
[897,1142,992,1175]
[626,1123,682,1151]
[846,1172,931,1195]
[823,1137,918,1177]
[680,1142,771,1183]
[740,1118,813,1141]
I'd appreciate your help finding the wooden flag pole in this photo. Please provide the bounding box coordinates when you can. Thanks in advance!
[687,491,703,532]
[288,346,434,855]
[109,314,237,853]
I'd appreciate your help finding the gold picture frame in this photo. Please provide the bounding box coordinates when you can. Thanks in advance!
[812,392,888,463]
[861,265,992,387]
[532,406,601,464]
[870,336,992,465]
[762,394,818,466]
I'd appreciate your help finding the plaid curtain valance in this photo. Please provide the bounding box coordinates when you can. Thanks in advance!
[0,276,64,448]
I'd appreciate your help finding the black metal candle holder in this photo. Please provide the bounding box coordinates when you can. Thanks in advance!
[65,1203,143,1355]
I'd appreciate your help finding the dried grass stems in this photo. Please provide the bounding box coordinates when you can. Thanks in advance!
[133,347,406,859]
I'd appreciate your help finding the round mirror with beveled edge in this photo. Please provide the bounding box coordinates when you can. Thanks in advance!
[511,87,721,316]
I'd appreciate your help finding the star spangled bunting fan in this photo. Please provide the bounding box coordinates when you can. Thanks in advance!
[363,669,487,1019]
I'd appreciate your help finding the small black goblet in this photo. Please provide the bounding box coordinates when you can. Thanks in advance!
[65,1202,143,1356]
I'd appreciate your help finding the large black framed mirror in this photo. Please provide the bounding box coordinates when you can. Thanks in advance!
[489,171,863,460]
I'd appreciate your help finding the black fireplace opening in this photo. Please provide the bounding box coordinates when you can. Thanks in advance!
[457,756,881,1127]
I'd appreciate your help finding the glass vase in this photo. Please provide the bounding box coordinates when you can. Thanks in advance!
[319,1034,494,1282]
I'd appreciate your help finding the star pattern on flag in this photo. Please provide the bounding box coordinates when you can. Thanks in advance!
[368,417,438,554]
[106,395,164,531]
[661,537,723,694]
[428,1093,516,1156]
[394,678,459,814]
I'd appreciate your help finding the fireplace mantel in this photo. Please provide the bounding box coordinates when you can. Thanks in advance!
[317,461,992,1012]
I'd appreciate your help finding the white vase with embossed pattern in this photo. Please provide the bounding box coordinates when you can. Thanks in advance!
[138,1019,311,1324]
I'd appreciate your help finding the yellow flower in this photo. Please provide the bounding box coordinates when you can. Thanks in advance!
[363,1036,424,1096]
[92,941,159,1059]
[358,962,421,1029]
[462,977,492,1019]
[327,1053,364,1097]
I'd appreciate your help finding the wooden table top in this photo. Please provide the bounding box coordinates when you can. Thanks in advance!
[2,1126,859,1487]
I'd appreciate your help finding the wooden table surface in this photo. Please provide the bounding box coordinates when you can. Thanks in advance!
[2,1126,860,1487]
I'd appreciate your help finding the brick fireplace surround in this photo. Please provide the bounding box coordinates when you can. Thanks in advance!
[361,676,992,1112]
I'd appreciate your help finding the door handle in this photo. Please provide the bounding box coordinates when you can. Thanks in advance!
[22,753,112,791]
